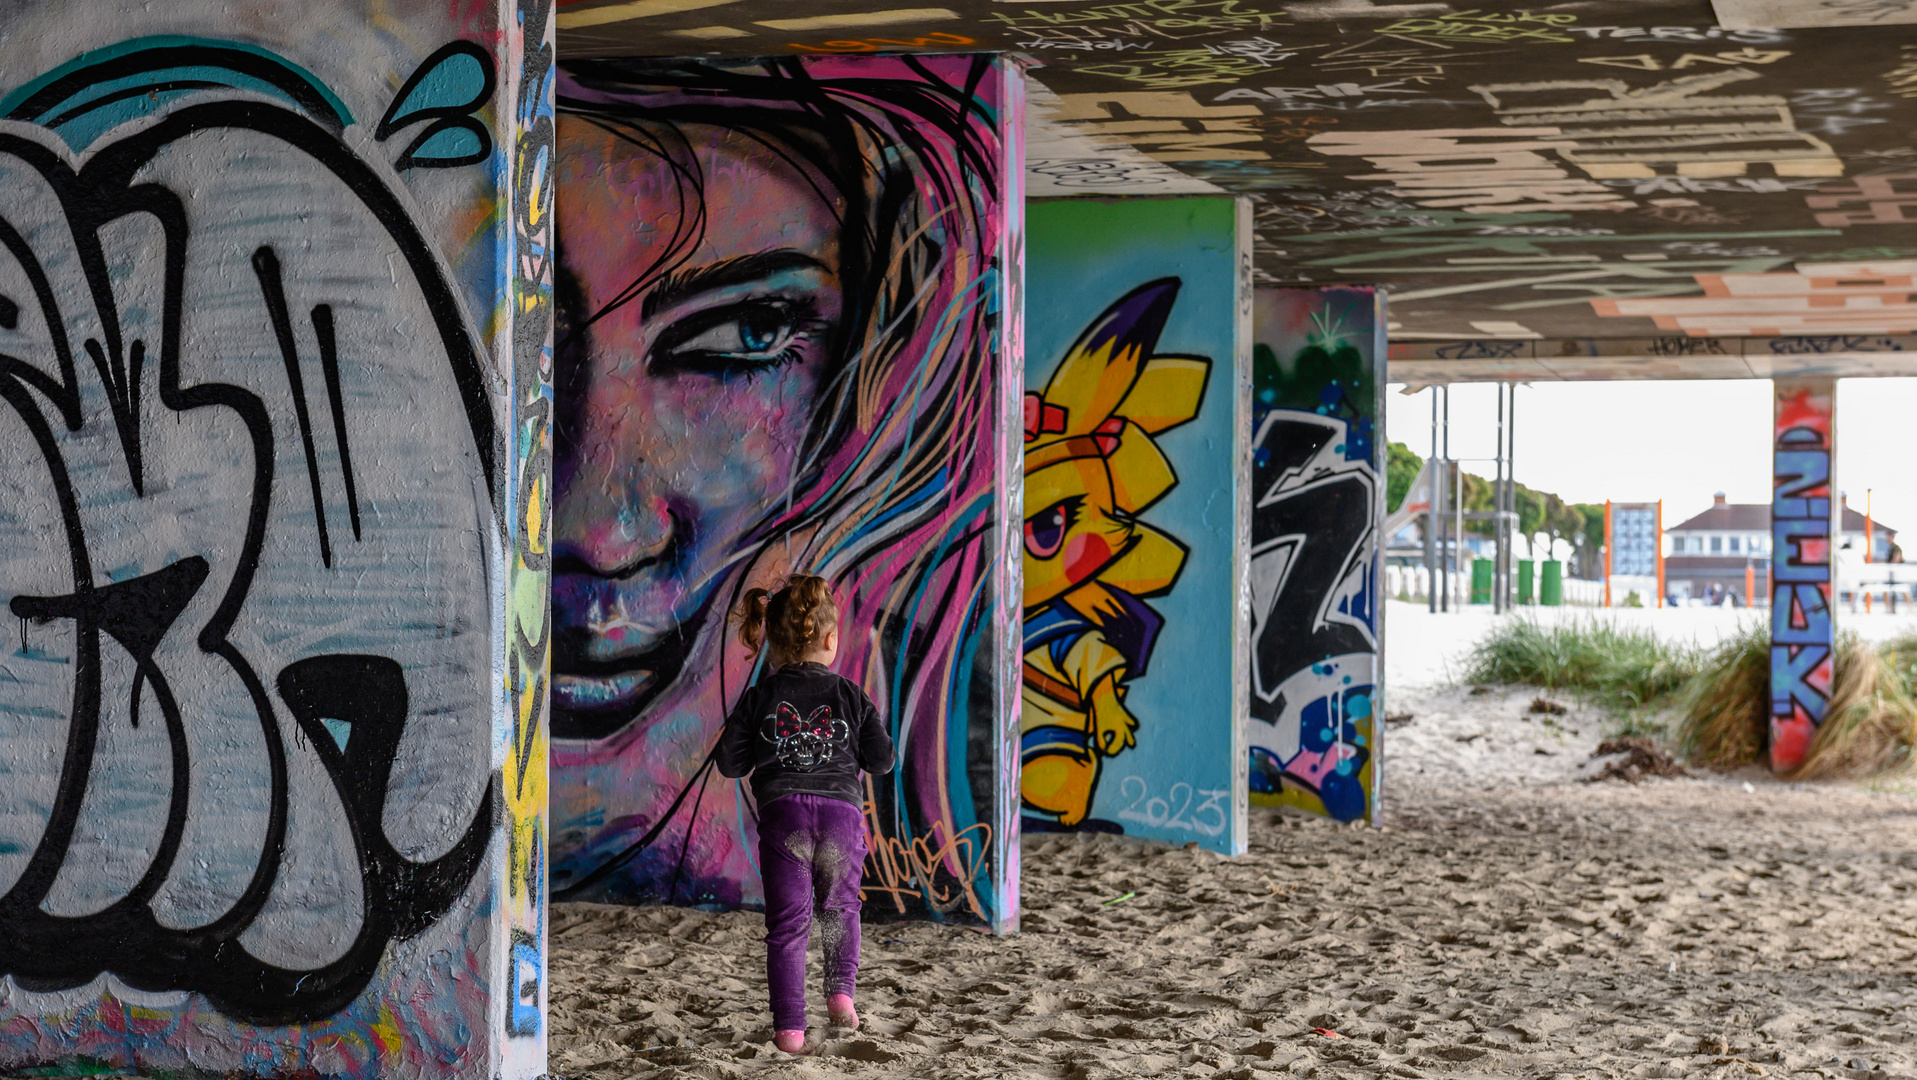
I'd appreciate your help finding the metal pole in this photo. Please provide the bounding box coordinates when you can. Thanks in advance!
[1509,382,1519,606]
[1455,456,1464,610]
[1427,387,1438,613]
[1498,384,1508,610]
[1494,383,1505,613]
[1443,386,1453,611]
[1442,460,1453,612]
[1440,457,1450,613]
[1603,499,1613,608]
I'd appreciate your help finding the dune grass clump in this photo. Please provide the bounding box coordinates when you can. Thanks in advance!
[1677,623,1769,770]
[1793,634,1917,780]
[1461,617,1703,716]
[1677,628,1917,779]
[1466,616,1917,781]
[1878,631,1917,689]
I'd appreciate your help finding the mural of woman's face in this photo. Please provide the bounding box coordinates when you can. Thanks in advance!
[552,115,843,739]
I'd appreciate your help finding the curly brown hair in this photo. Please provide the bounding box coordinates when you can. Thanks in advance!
[736,575,840,661]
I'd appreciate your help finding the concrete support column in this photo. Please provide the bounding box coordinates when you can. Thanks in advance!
[1246,286,1388,825]
[1021,195,1253,856]
[545,54,1026,933]
[1771,378,1837,774]
[0,4,553,1076]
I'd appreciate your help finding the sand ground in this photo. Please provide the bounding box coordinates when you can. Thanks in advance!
[551,772,1917,1080]
[552,606,1917,1079]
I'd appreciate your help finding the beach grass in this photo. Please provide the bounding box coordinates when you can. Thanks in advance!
[1461,617,1704,721]
[1673,627,1917,779]
[1788,633,1917,780]
[1675,623,1770,770]
[1460,616,1917,780]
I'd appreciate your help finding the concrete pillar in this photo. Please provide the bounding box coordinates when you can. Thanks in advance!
[0,4,552,1077]
[546,55,1026,933]
[1771,378,1837,774]
[1246,287,1388,824]
[1020,196,1252,856]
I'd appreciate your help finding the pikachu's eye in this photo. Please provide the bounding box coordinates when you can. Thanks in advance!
[1025,499,1076,559]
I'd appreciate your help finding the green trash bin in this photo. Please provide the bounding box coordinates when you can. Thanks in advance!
[1541,560,1564,606]
[1517,559,1535,605]
[1471,558,1492,604]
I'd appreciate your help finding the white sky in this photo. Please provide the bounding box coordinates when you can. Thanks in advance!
[1384,378,1917,535]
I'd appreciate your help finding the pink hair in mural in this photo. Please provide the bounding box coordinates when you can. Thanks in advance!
[548,55,1018,924]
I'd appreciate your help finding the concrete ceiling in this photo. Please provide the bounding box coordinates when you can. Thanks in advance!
[557,0,1917,374]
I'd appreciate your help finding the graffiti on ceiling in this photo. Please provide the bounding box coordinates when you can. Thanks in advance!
[558,0,1917,347]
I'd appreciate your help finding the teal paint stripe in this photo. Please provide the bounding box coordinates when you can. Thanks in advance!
[0,35,352,126]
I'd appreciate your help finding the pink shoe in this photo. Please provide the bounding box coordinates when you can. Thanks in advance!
[827,993,859,1030]
[774,1029,806,1054]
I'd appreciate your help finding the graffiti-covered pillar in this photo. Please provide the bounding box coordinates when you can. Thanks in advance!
[1020,196,1253,856]
[1771,378,1837,774]
[546,55,1026,933]
[1246,287,1388,824]
[0,3,552,1078]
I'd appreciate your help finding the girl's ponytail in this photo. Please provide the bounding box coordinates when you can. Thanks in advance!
[735,576,841,660]
[735,587,773,653]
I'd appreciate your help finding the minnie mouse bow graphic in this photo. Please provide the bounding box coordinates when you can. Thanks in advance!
[763,702,849,770]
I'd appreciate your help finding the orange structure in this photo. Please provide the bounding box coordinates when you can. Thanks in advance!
[1656,500,1665,609]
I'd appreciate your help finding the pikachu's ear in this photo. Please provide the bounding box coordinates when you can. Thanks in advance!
[1116,355,1210,435]
[1042,279,1181,437]
[1099,521,1188,599]
[1105,421,1177,514]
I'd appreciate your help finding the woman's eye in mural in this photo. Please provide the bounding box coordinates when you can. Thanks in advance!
[650,298,827,379]
[1025,497,1081,559]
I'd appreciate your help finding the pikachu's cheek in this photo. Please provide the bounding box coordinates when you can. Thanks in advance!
[1062,531,1113,584]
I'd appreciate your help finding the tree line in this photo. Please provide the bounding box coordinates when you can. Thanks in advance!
[1386,442,1606,579]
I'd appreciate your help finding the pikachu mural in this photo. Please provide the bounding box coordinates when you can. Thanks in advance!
[1023,197,1252,855]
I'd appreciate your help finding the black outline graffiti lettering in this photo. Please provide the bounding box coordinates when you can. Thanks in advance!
[254,245,338,568]
[1770,335,1907,354]
[1432,339,1524,359]
[1248,413,1376,712]
[1646,336,1730,356]
[0,41,499,1025]
[311,303,363,542]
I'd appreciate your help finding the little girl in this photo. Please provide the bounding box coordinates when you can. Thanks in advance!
[716,575,894,1054]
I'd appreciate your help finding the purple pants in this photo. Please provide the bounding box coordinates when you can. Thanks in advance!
[758,793,867,1031]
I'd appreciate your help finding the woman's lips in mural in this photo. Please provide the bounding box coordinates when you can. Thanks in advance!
[553,668,657,712]
[549,619,701,741]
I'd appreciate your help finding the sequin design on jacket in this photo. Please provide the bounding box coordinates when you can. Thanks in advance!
[763,702,851,770]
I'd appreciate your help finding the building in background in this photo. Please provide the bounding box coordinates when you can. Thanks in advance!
[1665,492,1897,605]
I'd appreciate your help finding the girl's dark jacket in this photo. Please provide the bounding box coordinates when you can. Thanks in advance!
[716,660,894,809]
